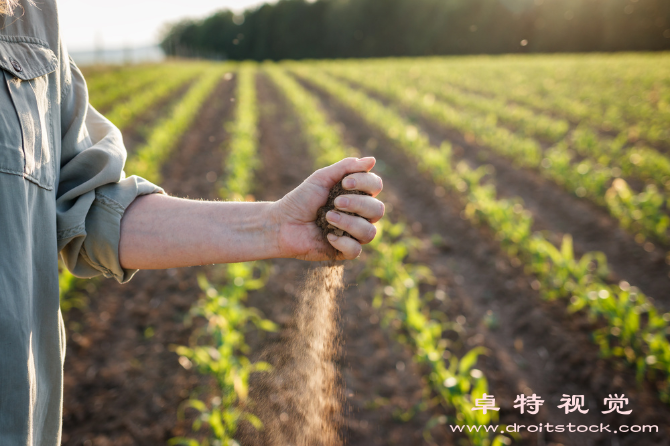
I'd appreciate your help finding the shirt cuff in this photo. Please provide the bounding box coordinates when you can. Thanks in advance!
[71,175,164,283]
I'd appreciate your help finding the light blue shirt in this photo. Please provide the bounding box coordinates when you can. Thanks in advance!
[0,2,163,444]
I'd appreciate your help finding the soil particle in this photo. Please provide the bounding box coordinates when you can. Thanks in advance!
[241,265,344,446]
[238,73,450,445]
[316,175,370,241]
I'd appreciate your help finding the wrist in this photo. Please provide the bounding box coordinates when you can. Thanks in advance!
[263,200,286,259]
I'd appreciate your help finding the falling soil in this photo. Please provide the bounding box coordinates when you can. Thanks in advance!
[316,175,370,241]
[240,166,382,445]
[244,74,439,446]
[241,265,344,446]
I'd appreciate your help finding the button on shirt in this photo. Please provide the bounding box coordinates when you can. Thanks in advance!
[0,2,164,445]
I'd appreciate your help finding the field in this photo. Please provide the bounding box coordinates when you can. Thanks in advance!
[61,53,670,446]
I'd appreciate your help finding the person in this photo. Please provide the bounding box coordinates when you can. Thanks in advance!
[0,1,385,444]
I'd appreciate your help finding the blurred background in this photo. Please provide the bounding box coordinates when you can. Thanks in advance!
[57,1,670,445]
[63,0,670,64]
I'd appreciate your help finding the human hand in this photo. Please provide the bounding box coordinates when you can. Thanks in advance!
[270,157,384,260]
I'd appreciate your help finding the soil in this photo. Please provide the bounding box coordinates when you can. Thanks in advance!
[237,73,455,445]
[297,73,670,446]
[316,175,370,241]
[61,65,670,446]
[334,75,670,309]
[61,74,237,446]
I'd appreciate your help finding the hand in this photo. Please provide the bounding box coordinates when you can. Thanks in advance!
[270,157,384,260]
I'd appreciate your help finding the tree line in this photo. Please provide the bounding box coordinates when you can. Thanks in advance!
[160,0,670,60]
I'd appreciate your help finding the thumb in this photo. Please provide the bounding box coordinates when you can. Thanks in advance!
[310,157,376,189]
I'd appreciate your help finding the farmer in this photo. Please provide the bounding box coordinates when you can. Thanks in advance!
[0,0,384,444]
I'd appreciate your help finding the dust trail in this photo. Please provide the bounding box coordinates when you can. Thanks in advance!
[241,264,344,446]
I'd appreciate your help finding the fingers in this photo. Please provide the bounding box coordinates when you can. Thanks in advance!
[326,211,377,244]
[333,195,385,223]
[327,233,362,260]
[341,171,383,197]
[310,157,376,190]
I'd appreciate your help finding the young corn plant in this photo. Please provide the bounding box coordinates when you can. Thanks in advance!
[366,220,510,446]
[105,63,207,131]
[266,63,509,445]
[171,62,275,446]
[89,64,170,112]
[321,64,670,246]
[220,62,260,201]
[169,266,275,446]
[125,64,227,184]
[291,65,670,404]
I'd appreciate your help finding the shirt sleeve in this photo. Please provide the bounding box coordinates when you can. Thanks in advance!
[56,44,164,283]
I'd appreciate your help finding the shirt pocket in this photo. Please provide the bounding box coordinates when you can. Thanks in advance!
[0,37,58,190]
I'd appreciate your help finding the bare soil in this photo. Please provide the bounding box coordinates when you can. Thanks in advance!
[335,75,670,308]
[298,74,670,446]
[61,74,237,446]
[61,66,670,446]
[237,73,454,445]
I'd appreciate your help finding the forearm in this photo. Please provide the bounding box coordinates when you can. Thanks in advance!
[118,194,282,270]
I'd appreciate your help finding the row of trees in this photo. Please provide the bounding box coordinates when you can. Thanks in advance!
[160,0,670,60]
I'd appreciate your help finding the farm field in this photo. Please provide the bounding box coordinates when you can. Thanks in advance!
[61,53,670,446]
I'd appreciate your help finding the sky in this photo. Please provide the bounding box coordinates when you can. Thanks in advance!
[59,0,273,51]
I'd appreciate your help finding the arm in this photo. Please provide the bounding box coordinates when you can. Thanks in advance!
[119,157,385,269]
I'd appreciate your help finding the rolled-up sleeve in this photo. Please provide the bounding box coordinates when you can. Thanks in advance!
[56,53,163,283]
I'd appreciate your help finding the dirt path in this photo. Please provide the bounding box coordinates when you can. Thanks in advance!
[333,77,670,308]
[236,73,452,445]
[61,73,237,446]
[299,75,670,446]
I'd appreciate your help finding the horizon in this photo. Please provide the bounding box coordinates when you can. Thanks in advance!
[59,0,273,52]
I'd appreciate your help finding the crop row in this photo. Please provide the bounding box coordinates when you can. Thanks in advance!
[265,64,509,445]
[105,63,207,132]
[320,64,670,246]
[400,56,670,148]
[58,65,201,315]
[220,63,261,201]
[83,64,146,93]
[325,62,670,197]
[392,65,670,198]
[358,64,570,143]
[290,65,670,405]
[170,63,276,446]
[125,65,226,184]
[88,64,168,112]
